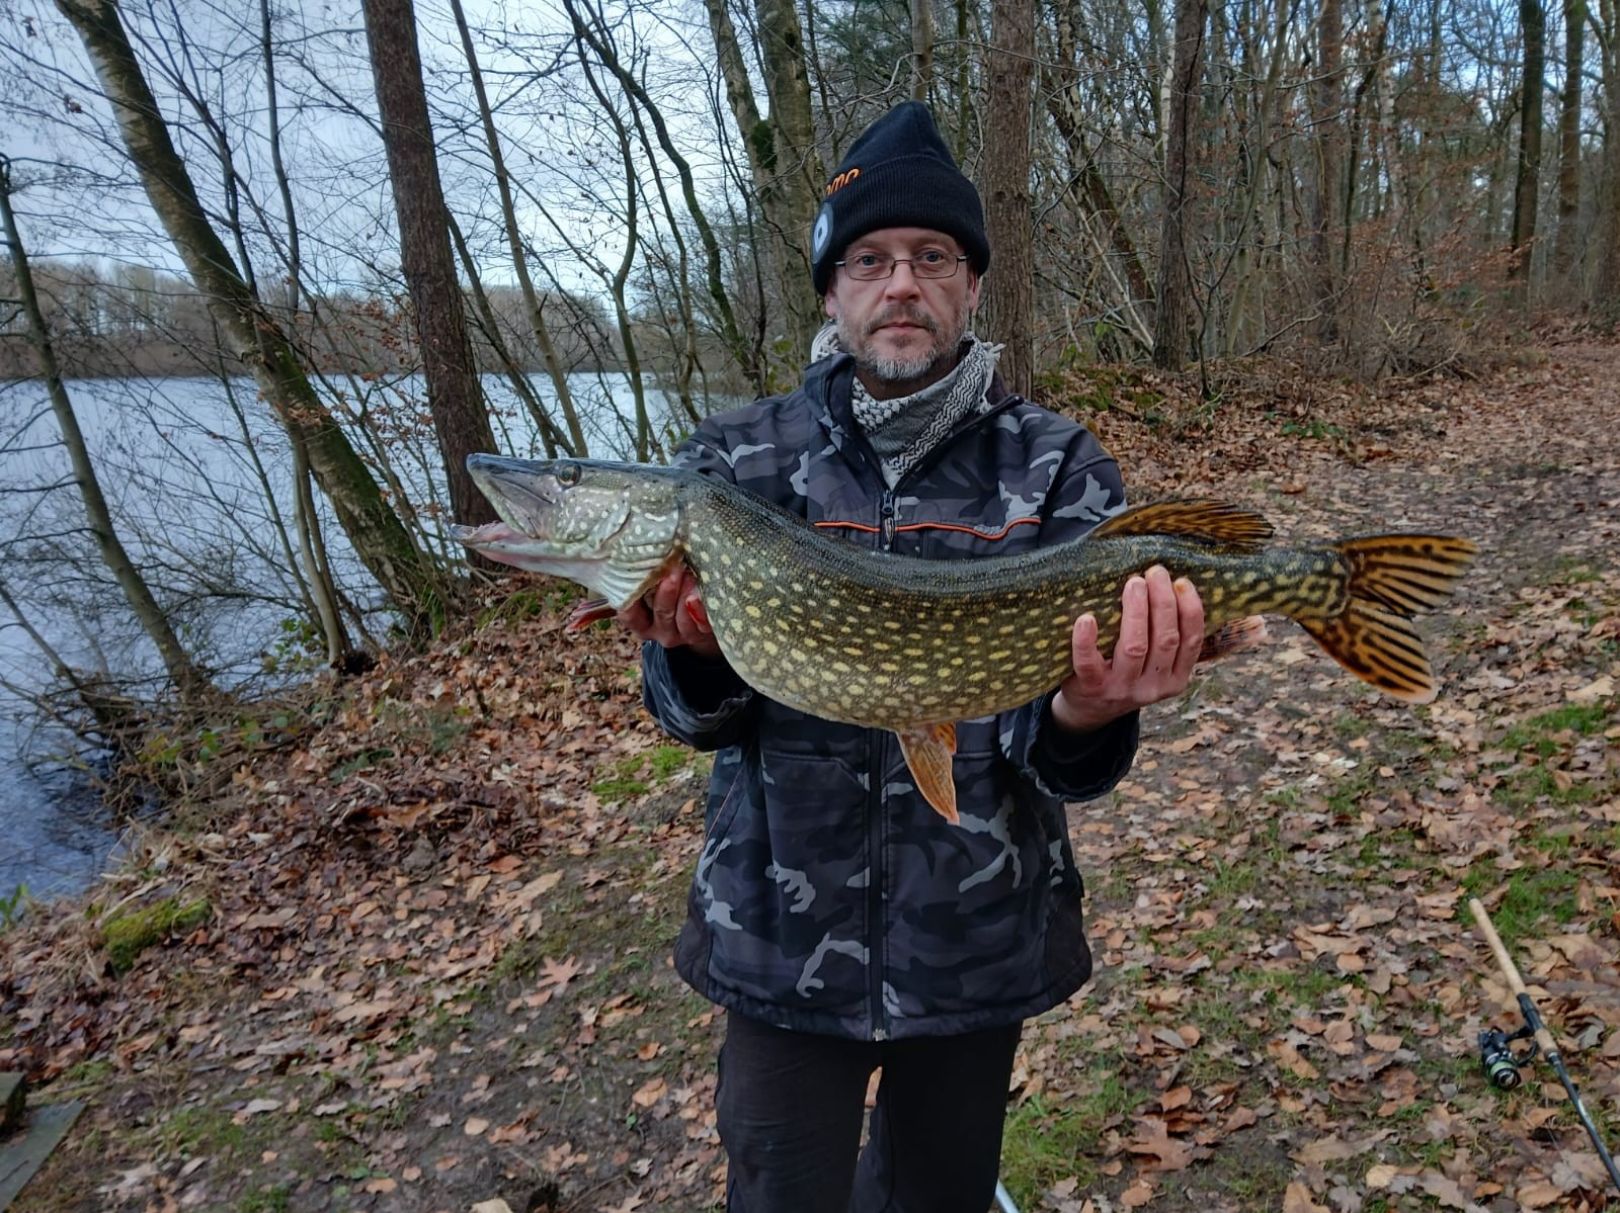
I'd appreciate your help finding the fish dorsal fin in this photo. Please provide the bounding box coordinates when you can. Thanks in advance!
[1087,499,1274,553]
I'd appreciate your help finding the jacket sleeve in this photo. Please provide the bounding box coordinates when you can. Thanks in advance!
[1000,425,1140,801]
[638,425,761,751]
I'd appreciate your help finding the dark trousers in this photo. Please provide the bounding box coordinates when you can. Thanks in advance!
[716,1012,1022,1213]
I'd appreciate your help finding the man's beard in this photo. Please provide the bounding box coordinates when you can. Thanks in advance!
[838,298,971,388]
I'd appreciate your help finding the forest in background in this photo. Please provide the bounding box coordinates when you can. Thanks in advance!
[0,0,1617,720]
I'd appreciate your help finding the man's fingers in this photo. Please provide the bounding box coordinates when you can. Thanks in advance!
[650,568,682,624]
[1113,575,1150,683]
[1144,566,1181,676]
[1067,613,1108,690]
[1170,577,1205,683]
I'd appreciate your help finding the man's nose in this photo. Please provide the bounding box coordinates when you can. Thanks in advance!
[882,260,923,298]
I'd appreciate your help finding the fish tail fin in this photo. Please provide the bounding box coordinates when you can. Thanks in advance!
[1297,535,1478,704]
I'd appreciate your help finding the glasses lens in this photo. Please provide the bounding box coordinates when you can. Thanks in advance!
[914,255,955,279]
[848,256,890,281]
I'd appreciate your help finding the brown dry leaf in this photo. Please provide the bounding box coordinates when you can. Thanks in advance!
[1267,1039,1320,1080]
[536,955,583,995]
[599,1197,646,1213]
[362,1178,397,1195]
[1417,1170,1470,1209]
[463,1116,490,1136]
[635,1041,662,1061]
[1160,1086,1192,1111]
[1119,1179,1155,1208]
[632,1076,668,1108]
[1124,1116,1195,1172]
[1281,1182,1330,1213]
[1293,1131,1390,1166]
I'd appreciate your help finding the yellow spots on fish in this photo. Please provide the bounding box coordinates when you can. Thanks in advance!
[880,661,900,673]
[988,649,1011,661]
[790,581,805,593]
[745,604,762,619]
[903,647,926,658]
[950,656,965,667]
[763,639,781,656]
[871,640,891,653]
[767,597,782,609]
[720,552,734,567]
[842,646,863,657]
[1018,663,1041,676]
[998,623,1017,636]
[748,579,765,591]
[967,669,987,682]
[832,661,851,674]
[883,620,903,631]
[939,622,956,633]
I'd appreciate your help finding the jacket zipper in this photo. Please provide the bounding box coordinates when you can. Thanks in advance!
[879,490,896,550]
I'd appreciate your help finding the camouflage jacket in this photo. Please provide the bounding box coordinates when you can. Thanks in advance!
[643,352,1139,1040]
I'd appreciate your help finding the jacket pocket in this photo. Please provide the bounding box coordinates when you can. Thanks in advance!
[698,746,871,1020]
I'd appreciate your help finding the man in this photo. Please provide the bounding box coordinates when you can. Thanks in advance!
[619,102,1203,1213]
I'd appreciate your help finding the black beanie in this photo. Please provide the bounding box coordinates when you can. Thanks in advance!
[809,102,989,295]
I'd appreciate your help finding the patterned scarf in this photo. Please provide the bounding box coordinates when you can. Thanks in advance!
[811,324,1000,488]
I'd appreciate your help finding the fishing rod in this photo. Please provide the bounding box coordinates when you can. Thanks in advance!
[1468,897,1620,1196]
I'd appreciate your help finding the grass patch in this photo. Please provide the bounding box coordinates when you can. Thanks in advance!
[1000,1067,1139,1199]
[1459,865,1580,946]
[101,897,211,973]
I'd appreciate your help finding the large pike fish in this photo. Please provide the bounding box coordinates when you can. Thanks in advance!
[453,454,1476,823]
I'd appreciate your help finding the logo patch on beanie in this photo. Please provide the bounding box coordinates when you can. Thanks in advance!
[811,202,833,261]
[824,166,861,196]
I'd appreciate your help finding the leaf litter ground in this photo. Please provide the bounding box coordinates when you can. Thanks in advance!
[2,337,1618,1213]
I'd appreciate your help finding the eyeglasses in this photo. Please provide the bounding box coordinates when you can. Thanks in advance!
[834,251,968,282]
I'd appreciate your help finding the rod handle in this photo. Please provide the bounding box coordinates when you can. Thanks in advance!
[1469,897,1560,1058]
[1469,898,1529,995]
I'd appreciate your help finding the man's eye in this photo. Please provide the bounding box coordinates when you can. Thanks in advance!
[854,254,885,268]
[917,250,949,265]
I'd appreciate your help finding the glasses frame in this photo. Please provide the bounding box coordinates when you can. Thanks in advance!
[833,252,969,282]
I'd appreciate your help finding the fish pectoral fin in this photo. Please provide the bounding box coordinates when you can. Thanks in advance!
[1198,615,1269,663]
[1088,500,1274,552]
[564,598,616,632]
[896,728,959,825]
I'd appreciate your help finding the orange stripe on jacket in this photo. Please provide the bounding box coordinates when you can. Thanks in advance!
[814,517,1041,541]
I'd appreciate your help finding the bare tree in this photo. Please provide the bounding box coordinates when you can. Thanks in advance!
[1,157,211,700]
[1511,0,1547,286]
[1554,0,1586,277]
[53,0,443,626]
[361,0,499,529]
[982,0,1035,395]
[1153,0,1206,370]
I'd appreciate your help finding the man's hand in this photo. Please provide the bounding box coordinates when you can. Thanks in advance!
[617,565,721,660]
[1051,565,1203,733]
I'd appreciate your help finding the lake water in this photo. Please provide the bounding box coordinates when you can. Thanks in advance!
[0,369,703,903]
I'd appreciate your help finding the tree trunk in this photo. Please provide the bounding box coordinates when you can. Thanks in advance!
[1152,0,1206,370]
[1597,0,1620,310]
[1309,0,1345,341]
[982,0,1035,396]
[361,0,499,527]
[55,0,442,627]
[911,0,935,101]
[1554,0,1586,278]
[753,0,827,372]
[1511,0,1547,288]
[0,158,212,700]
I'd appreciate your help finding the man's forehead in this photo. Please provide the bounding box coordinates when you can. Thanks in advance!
[845,227,961,252]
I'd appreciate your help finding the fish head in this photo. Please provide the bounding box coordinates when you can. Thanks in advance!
[453,454,684,608]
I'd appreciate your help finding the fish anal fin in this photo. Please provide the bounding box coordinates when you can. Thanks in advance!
[897,728,959,824]
[1089,500,1274,552]
[1198,615,1269,663]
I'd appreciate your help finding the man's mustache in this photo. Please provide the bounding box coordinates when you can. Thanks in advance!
[865,308,941,337]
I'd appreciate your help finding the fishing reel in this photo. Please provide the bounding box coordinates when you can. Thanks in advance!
[1478,1024,1539,1089]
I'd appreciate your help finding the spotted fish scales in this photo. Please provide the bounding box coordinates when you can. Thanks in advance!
[454,455,1477,823]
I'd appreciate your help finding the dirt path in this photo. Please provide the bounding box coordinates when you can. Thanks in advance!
[3,341,1617,1213]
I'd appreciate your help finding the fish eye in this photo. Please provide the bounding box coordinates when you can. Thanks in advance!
[555,463,581,486]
